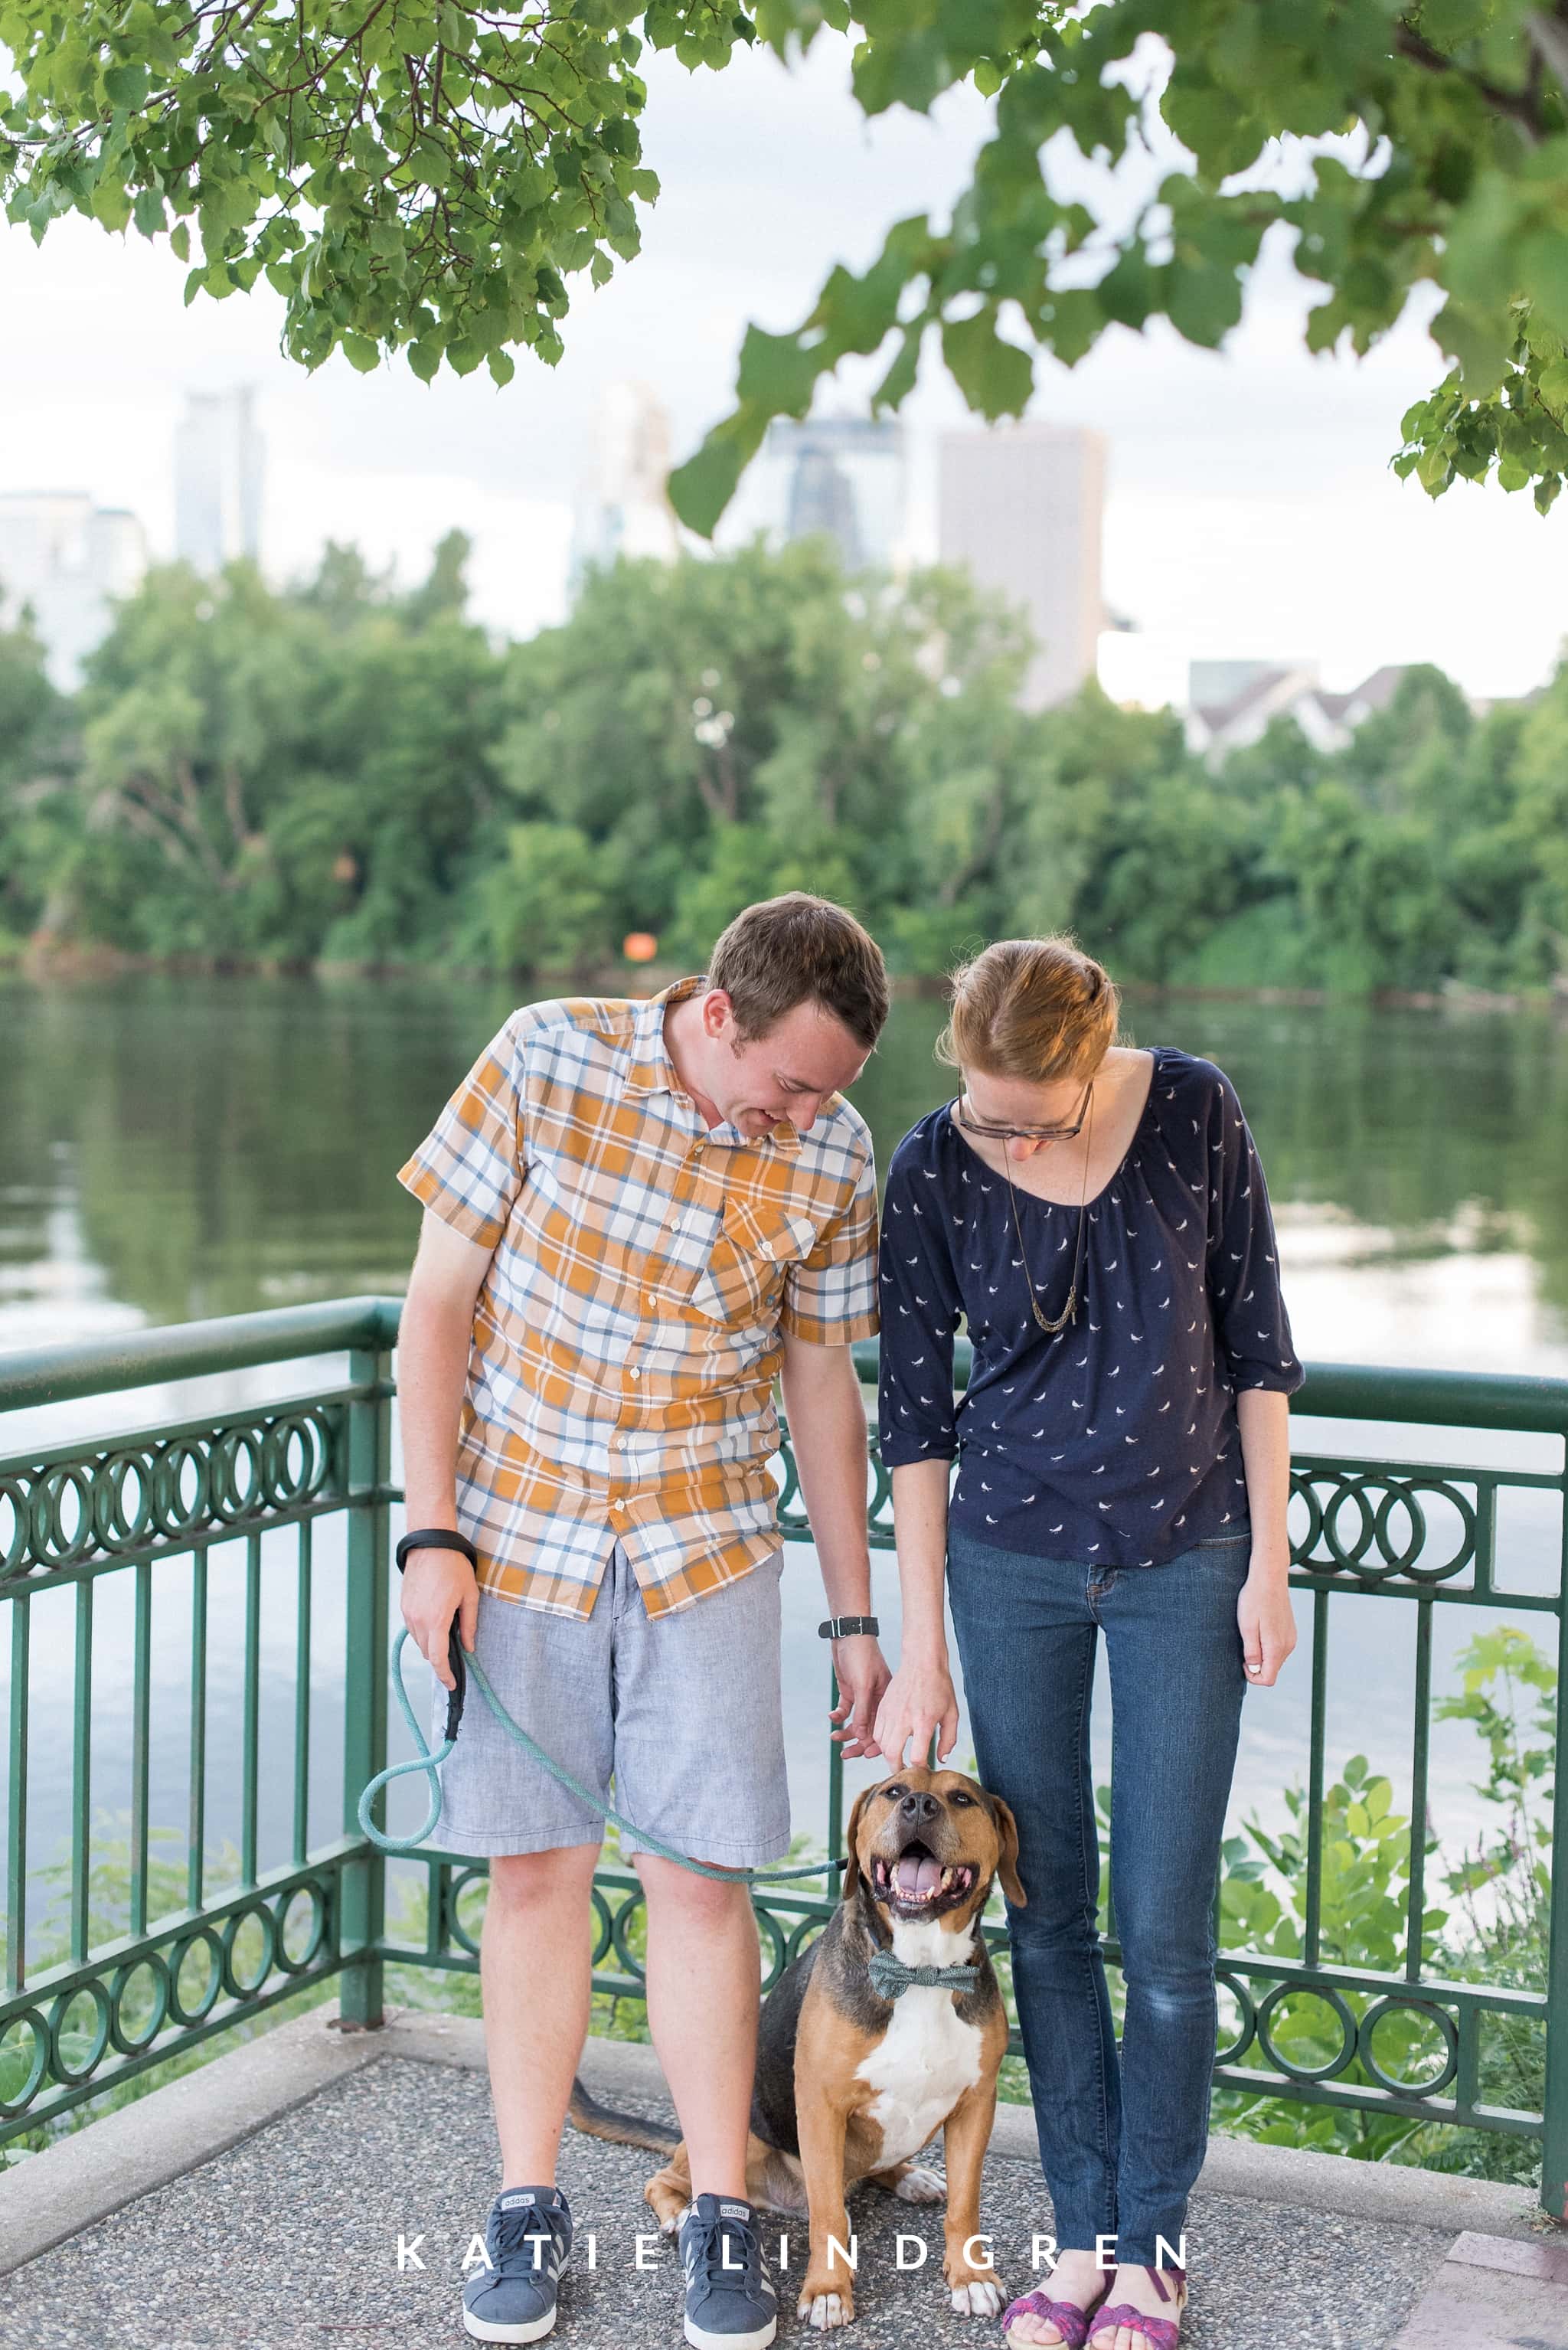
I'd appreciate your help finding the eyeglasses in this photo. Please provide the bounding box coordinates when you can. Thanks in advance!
[951,1080,1094,1145]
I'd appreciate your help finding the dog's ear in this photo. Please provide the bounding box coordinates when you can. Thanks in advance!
[839,1785,881,1907]
[986,1793,1026,1908]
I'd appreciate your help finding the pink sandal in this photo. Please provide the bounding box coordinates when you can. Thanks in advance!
[1087,2264,1187,2349]
[1001,2280,1109,2349]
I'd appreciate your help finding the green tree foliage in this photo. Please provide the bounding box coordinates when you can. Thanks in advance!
[0,590,70,946]
[7,6,1568,519]
[2,534,1563,994]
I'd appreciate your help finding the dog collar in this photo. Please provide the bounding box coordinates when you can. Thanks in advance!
[867,1948,980,2002]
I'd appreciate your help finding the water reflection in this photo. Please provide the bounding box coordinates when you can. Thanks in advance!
[2,977,1566,1963]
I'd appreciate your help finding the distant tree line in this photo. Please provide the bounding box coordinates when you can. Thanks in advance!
[1,531,1563,999]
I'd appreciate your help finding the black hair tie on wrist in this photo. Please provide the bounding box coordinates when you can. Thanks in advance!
[395,1528,479,1574]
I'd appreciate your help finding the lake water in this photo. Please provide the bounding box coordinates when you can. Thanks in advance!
[3,976,1566,1962]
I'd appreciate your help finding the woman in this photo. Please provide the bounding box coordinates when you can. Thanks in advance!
[872,938,1300,2350]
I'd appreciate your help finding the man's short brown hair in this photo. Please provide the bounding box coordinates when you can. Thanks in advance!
[707,893,890,1052]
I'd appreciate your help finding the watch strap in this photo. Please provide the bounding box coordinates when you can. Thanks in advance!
[818,1614,880,1640]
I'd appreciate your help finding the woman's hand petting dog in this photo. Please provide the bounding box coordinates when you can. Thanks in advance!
[873,1649,962,1770]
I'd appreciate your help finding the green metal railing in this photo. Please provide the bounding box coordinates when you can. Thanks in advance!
[2,1298,1565,2218]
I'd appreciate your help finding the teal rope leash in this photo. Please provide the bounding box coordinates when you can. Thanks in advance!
[358,1626,849,1886]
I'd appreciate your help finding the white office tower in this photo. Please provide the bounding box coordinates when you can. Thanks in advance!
[0,492,149,689]
[569,381,683,593]
[175,387,266,573]
[938,423,1106,709]
[721,416,908,576]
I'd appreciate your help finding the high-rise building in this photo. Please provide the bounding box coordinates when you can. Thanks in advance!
[937,423,1106,709]
[0,492,148,690]
[175,387,266,573]
[568,381,683,593]
[724,417,908,576]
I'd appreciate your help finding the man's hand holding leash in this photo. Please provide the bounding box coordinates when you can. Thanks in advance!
[402,1545,478,1693]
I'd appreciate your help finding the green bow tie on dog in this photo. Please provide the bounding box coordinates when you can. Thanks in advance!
[867,1948,980,2002]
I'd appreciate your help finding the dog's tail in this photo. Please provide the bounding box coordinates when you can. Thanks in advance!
[567,2074,681,2154]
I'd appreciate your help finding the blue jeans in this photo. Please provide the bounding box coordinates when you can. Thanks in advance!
[946,1523,1251,2266]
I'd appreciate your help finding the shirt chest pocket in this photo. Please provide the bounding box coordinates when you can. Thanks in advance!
[688,1195,822,1327]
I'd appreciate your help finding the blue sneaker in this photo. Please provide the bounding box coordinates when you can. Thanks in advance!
[678,2193,778,2350]
[462,2183,573,2343]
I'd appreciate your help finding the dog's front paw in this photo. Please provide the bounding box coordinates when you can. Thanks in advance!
[892,2162,946,2205]
[949,2274,1005,2316]
[798,2279,855,2330]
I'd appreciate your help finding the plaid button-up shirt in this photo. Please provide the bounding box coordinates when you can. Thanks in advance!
[397,976,880,1619]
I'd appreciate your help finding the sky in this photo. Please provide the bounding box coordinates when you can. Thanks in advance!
[2,31,1565,699]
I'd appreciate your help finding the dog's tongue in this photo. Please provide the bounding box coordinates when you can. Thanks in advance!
[896,1852,942,1897]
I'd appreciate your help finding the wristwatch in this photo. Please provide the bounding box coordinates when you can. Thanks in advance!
[818,1615,880,1640]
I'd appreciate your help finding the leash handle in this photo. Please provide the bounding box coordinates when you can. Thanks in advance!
[355,1626,459,1854]
[443,1620,467,1744]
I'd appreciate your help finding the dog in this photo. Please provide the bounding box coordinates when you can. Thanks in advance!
[568,1764,1024,2331]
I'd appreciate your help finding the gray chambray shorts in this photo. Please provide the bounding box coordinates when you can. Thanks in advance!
[425,1538,791,1864]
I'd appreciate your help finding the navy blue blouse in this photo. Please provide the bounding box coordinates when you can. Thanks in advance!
[876,1047,1303,1567]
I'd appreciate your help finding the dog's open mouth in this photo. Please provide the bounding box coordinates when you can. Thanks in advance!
[872,1841,976,1913]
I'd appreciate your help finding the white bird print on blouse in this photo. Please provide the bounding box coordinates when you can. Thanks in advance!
[1050,1523,1064,1533]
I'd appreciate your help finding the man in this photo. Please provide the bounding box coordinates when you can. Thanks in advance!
[395,893,893,2349]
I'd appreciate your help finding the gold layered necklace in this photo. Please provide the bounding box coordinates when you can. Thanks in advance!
[1003,1089,1095,1336]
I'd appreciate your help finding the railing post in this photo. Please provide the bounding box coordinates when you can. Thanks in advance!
[1540,1492,1568,2221]
[339,1342,393,2027]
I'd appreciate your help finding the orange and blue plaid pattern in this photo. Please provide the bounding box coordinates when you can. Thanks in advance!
[397,976,880,1619]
